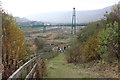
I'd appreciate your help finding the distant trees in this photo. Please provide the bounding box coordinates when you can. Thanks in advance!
[34,38,45,51]
[2,10,27,78]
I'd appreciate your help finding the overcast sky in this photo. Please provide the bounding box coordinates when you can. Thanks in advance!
[1,0,119,17]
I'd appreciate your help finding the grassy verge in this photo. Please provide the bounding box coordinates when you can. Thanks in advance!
[45,53,97,78]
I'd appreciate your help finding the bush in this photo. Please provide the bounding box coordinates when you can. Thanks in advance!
[65,43,82,64]
[34,38,46,51]
[82,34,100,62]
[77,20,105,44]
[98,22,119,62]
[65,4,119,64]
[36,58,47,78]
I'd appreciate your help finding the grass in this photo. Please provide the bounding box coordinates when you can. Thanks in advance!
[23,27,43,32]
[45,53,97,78]
[48,39,68,43]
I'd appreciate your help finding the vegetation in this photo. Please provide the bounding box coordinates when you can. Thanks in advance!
[46,53,97,78]
[36,57,47,78]
[65,3,119,64]
[1,1,120,79]
[82,34,100,62]
[2,10,49,79]
[2,10,28,78]
[34,37,59,60]
[77,21,104,44]
[97,22,119,62]
[34,38,45,51]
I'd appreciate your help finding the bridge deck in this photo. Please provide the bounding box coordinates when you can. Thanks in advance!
[21,24,88,28]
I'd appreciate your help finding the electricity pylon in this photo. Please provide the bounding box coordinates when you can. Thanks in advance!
[71,7,76,34]
[43,25,46,33]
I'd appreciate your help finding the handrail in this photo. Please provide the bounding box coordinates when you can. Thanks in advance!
[25,63,37,79]
[7,56,38,79]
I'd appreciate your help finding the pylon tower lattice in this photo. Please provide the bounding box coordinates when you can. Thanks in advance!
[71,7,76,34]
[43,25,46,33]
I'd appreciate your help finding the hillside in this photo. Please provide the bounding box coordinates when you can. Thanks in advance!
[26,6,112,23]
[14,17,30,22]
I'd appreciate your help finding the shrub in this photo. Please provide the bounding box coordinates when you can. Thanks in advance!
[98,22,119,62]
[65,43,82,64]
[65,4,119,64]
[77,20,105,44]
[82,34,100,62]
[34,38,45,51]
[36,58,47,78]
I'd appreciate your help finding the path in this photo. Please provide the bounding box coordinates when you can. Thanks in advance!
[45,53,98,78]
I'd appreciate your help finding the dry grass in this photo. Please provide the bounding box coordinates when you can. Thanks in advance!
[35,58,47,78]
[48,34,59,40]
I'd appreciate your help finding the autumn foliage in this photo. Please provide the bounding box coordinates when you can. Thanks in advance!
[65,3,119,64]
[2,11,27,78]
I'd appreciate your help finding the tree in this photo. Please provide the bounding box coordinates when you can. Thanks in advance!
[34,38,45,51]
[2,10,27,78]
[104,3,120,26]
